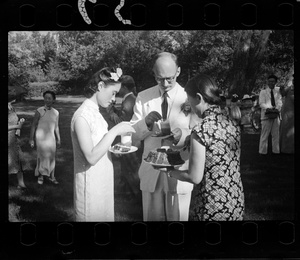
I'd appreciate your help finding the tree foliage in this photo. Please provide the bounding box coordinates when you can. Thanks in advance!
[8,30,294,97]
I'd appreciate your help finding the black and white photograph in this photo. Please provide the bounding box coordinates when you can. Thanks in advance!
[8,30,294,222]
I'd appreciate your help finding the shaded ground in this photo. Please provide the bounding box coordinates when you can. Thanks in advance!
[8,96,294,221]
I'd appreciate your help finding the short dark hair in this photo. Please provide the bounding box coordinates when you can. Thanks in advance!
[120,75,136,91]
[268,74,278,82]
[43,90,56,100]
[84,67,122,97]
[184,73,221,105]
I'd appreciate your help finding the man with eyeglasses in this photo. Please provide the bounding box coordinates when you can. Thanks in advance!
[130,52,198,221]
[258,74,282,155]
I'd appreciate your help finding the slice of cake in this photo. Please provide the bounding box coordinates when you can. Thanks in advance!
[166,149,184,165]
[112,143,131,153]
[145,147,184,166]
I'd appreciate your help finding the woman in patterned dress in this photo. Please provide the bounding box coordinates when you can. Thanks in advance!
[71,67,135,222]
[164,73,244,221]
[8,98,26,189]
[29,91,61,185]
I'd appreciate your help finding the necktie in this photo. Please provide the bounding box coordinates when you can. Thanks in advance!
[270,89,275,107]
[161,92,168,120]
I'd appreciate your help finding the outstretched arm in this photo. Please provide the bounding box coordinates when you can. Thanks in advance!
[167,132,205,184]
[74,117,135,166]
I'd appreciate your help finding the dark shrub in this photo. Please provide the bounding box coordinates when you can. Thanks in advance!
[27,81,64,97]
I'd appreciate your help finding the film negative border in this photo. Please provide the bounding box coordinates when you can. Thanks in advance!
[1,0,299,259]
[0,0,297,30]
[4,221,299,258]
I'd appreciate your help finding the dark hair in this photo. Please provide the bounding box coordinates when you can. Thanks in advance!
[220,95,226,102]
[43,90,56,100]
[120,75,136,91]
[84,67,122,97]
[268,74,278,82]
[231,94,239,103]
[184,73,221,105]
[152,52,179,68]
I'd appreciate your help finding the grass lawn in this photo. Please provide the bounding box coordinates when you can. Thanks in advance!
[8,96,294,222]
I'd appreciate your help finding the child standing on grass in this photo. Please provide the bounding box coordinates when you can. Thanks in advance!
[71,67,135,222]
[29,90,61,185]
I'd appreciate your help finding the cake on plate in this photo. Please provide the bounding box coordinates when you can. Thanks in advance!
[144,146,184,166]
[112,143,131,153]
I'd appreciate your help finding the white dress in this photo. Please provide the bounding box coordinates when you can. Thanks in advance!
[35,107,59,177]
[71,99,114,222]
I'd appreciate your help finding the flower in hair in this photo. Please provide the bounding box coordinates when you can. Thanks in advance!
[110,68,123,81]
[181,100,192,116]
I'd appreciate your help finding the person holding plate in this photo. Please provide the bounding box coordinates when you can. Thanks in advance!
[160,73,244,221]
[130,52,199,221]
[70,67,135,222]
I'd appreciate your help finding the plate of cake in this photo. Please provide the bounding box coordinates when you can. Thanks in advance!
[144,146,184,167]
[109,143,138,154]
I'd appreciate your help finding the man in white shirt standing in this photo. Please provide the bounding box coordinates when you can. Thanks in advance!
[258,74,282,155]
[130,52,198,221]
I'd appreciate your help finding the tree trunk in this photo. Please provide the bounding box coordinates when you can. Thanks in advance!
[224,30,271,98]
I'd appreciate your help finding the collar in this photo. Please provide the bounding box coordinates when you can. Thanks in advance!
[122,92,133,101]
[44,106,52,110]
[266,86,275,92]
[159,83,179,100]
[202,105,221,118]
[84,98,99,111]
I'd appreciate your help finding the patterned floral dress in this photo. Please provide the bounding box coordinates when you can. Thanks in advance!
[190,105,244,221]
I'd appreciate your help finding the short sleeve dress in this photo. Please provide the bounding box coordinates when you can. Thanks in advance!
[8,108,23,174]
[71,99,114,222]
[190,105,245,221]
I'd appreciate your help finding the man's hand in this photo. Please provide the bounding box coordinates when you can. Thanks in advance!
[145,111,162,131]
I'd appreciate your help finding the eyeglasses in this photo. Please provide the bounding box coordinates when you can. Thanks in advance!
[155,72,178,84]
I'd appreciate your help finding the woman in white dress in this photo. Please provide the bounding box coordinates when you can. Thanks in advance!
[29,91,61,185]
[71,67,135,222]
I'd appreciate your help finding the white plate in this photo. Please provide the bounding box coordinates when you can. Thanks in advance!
[144,159,183,168]
[109,145,138,154]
